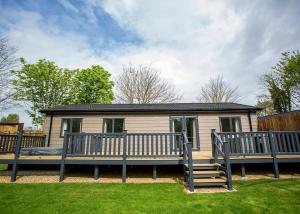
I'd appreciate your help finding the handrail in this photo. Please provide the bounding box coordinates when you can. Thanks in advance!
[0,132,47,153]
[212,131,225,159]
[211,129,232,190]
[63,132,184,158]
[182,131,194,192]
[216,130,300,156]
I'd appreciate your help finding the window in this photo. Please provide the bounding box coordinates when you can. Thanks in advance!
[60,118,82,137]
[170,116,199,149]
[103,118,124,133]
[219,117,242,132]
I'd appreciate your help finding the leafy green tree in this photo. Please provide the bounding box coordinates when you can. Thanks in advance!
[12,58,73,126]
[261,51,300,113]
[71,65,114,104]
[256,96,276,116]
[0,113,19,123]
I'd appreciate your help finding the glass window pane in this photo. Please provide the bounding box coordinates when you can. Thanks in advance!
[231,118,241,132]
[186,118,195,143]
[104,119,113,133]
[61,119,71,136]
[114,119,124,133]
[72,119,82,133]
[220,118,231,132]
[173,118,183,132]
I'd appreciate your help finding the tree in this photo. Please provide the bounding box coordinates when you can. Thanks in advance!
[0,37,18,110]
[261,51,300,113]
[115,65,181,103]
[71,65,114,104]
[256,96,276,116]
[0,113,20,123]
[12,58,73,127]
[196,75,241,103]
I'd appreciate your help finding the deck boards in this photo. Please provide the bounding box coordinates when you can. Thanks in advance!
[0,152,300,162]
[0,153,14,160]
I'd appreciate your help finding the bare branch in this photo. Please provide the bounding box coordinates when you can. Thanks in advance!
[0,36,19,110]
[115,65,182,104]
[196,75,241,103]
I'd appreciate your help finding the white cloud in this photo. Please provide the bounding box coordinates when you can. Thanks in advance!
[100,0,246,101]
[57,0,79,13]
[1,8,106,126]
[1,0,300,126]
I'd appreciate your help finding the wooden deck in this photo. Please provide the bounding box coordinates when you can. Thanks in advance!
[1,151,300,162]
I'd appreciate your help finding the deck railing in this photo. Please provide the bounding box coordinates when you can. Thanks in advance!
[211,130,233,190]
[215,130,300,157]
[0,132,46,153]
[182,131,194,192]
[63,132,184,158]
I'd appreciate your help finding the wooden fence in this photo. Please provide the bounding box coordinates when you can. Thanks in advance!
[0,123,24,134]
[258,110,300,131]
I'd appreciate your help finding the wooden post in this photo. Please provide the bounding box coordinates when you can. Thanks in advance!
[211,129,217,162]
[122,130,127,183]
[224,141,233,191]
[11,130,23,182]
[152,165,157,180]
[240,164,246,177]
[268,129,279,178]
[47,114,53,147]
[94,165,100,180]
[247,111,253,132]
[60,131,68,182]
[187,142,194,192]
[182,132,186,164]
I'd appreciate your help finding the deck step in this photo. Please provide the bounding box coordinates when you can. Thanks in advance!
[186,170,225,178]
[185,170,225,175]
[184,163,221,168]
[194,178,226,183]
[192,163,221,167]
[193,178,227,187]
[193,170,225,175]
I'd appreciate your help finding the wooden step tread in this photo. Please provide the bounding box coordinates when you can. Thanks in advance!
[192,163,221,167]
[194,178,226,183]
[184,163,221,168]
[192,170,225,175]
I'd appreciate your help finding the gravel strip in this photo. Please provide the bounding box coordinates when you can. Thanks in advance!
[0,170,299,184]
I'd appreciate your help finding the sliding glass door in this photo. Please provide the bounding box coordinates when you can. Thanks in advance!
[170,116,199,149]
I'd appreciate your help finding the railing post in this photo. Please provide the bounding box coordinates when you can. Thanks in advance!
[187,142,194,192]
[152,165,157,180]
[42,135,47,147]
[211,129,217,162]
[122,130,127,183]
[94,165,100,180]
[11,130,23,182]
[268,129,279,178]
[224,141,233,191]
[182,132,186,163]
[60,131,68,182]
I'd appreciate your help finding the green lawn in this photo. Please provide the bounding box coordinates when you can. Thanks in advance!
[0,164,7,170]
[0,179,299,214]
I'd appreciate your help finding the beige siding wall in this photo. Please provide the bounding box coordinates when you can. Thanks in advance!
[198,112,256,151]
[251,113,258,131]
[43,112,258,150]
[43,114,169,148]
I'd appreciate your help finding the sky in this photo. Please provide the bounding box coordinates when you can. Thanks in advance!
[0,0,300,127]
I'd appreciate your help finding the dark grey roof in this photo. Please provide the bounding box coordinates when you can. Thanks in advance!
[40,103,261,114]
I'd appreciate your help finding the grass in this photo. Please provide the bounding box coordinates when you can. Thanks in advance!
[0,179,300,214]
[0,164,7,170]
